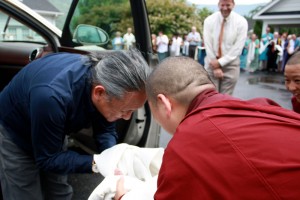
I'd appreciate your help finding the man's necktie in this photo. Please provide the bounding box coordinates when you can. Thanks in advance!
[218,18,226,58]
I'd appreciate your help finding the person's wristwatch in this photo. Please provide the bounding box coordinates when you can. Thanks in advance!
[92,160,99,173]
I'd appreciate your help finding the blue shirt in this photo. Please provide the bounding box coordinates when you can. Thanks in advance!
[0,52,118,174]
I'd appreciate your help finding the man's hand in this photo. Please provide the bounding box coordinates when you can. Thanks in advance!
[213,68,224,79]
[209,59,221,70]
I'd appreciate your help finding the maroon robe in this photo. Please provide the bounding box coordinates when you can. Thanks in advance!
[155,89,300,200]
[292,96,300,114]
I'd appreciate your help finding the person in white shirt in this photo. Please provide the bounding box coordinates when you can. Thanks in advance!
[279,32,287,71]
[156,31,169,62]
[182,34,189,56]
[123,27,136,50]
[170,33,183,56]
[203,0,248,95]
[187,26,201,58]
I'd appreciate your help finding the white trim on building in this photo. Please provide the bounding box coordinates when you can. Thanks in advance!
[253,0,300,35]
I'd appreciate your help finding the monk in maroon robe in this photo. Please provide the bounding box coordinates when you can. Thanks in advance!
[115,56,300,200]
[148,56,300,200]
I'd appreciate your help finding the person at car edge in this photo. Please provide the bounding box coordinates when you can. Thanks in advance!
[115,56,300,200]
[0,49,151,200]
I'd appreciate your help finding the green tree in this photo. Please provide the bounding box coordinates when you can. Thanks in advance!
[73,0,132,36]
[197,7,213,27]
[147,0,202,37]
[75,0,205,39]
[248,5,264,38]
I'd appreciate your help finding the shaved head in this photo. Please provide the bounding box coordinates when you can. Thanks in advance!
[287,51,300,66]
[146,57,214,106]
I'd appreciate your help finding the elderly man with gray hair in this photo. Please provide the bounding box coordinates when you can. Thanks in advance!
[0,49,151,200]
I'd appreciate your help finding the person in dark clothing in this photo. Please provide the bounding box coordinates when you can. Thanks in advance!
[267,40,279,72]
[0,49,151,200]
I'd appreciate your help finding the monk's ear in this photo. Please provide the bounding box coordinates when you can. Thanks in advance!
[157,94,172,117]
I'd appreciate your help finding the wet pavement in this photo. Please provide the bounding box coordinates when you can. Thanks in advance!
[233,70,292,109]
[69,70,292,200]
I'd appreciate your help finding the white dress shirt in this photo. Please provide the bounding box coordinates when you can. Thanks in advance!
[156,35,169,53]
[203,11,248,67]
[123,33,136,49]
[187,32,201,46]
[170,36,183,56]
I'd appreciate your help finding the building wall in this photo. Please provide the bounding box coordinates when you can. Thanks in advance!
[0,11,56,41]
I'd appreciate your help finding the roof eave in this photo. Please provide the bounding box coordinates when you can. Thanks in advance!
[253,15,300,20]
[253,0,280,19]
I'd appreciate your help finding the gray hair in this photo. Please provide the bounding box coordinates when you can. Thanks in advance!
[89,49,151,99]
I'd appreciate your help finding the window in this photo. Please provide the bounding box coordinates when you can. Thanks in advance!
[0,10,46,43]
[68,0,135,50]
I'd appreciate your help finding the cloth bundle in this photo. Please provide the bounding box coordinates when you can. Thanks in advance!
[88,143,164,200]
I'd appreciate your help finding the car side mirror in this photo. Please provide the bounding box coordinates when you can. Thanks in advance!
[73,24,109,46]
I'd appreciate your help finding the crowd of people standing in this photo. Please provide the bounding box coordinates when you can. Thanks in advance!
[240,27,300,73]
[151,26,206,64]
[150,26,300,75]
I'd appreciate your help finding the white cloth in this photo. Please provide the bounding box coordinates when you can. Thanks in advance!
[203,11,248,68]
[170,36,183,56]
[182,40,189,56]
[123,33,136,49]
[259,40,269,55]
[247,41,256,67]
[156,35,169,53]
[288,39,295,55]
[280,39,285,61]
[275,44,283,57]
[88,175,157,200]
[89,143,164,200]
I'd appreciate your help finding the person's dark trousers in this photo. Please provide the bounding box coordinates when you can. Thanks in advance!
[188,45,197,58]
[0,125,73,200]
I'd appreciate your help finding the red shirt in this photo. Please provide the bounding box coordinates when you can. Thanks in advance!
[292,96,300,114]
[155,89,300,200]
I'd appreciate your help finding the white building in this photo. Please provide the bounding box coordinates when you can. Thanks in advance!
[0,0,62,41]
[253,0,300,35]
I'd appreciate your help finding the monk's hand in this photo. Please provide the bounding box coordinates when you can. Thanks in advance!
[114,176,127,200]
[213,68,224,79]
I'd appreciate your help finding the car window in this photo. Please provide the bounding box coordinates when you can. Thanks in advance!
[49,0,136,50]
[50,0,134,49]
[0,10,46,43]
